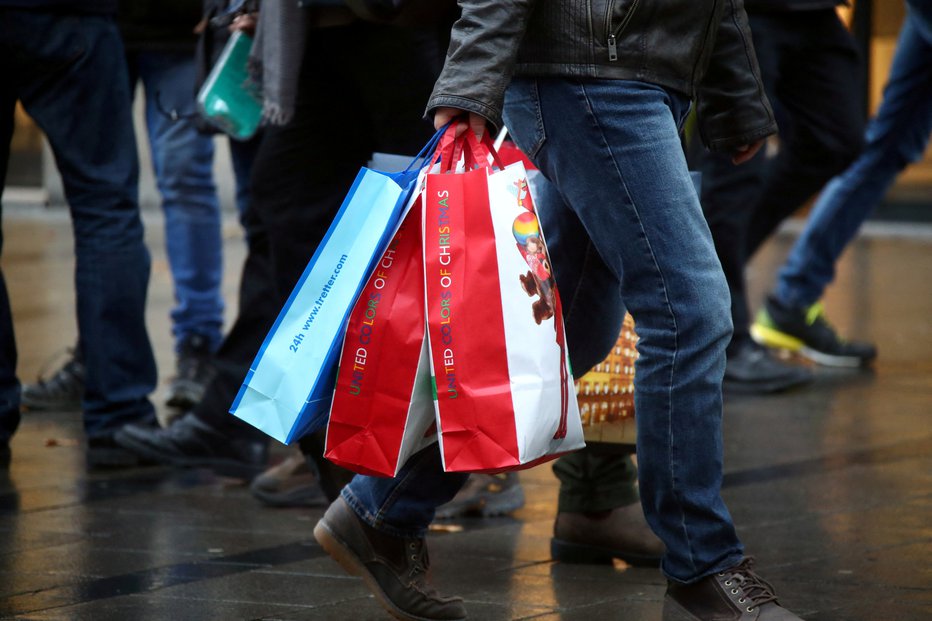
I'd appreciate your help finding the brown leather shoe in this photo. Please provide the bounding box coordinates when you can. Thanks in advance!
[663,558,804,620]
[551,501,664,566]
[250,451,326,507]
[314,497,467,621]
[435,472,525,519]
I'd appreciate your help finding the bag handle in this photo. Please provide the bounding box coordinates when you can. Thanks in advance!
[463,130,506,171]
[429,123,462,173]
[401,123,450,174]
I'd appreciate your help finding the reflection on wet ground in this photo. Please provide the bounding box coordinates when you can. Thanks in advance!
[2,206,930,620]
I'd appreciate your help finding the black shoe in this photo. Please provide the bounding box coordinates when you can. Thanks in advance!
[724,339,813,395]
[113,413,268,479]
[551,501,664,567]
[663,557,803,620]
[314,497,467,621]
[752,295,877,368]
[250,451,327,507]
[434,472,525,519]
[165,334,215,410]
[87,433,149,469]
[21,349,84,411]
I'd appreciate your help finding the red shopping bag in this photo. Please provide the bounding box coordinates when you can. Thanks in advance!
[325,199,437,477]
[324,129,459,476]
[423,132,584,473]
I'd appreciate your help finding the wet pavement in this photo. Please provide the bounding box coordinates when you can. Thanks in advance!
[1,204,930,620]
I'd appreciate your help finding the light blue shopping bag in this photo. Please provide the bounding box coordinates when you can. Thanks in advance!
[230,128,446,444]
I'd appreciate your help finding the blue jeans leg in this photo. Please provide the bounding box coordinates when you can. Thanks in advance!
[8,13,157,434]
[774,10,932,308]
[343,446,469,538]
[136,51,224,352]
[504,78,742,584]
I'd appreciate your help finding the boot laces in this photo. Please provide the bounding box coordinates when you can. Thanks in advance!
[406,539,430,579]
[722,558,780,611]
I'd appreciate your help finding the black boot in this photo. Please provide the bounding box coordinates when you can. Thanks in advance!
[314,497,467,621]
[166,334,215,410]
[663,558,804,620]
[113,412,267,479]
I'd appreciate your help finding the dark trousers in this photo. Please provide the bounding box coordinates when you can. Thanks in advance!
[195,18,447,458]
[695,9,865,345]
[1,11,157,440]
[553,446,638,513]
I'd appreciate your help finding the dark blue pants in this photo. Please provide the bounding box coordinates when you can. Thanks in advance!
[0,10,157,441]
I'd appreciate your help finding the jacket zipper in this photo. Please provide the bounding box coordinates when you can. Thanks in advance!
[606,0,641,61]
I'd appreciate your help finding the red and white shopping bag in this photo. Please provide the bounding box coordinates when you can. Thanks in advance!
[423,132,584,473]
[325,198,437,477]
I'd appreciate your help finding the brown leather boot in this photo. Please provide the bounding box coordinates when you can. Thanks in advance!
[551,501,664,566]
[314,497,467,621]
[663,558,804,620]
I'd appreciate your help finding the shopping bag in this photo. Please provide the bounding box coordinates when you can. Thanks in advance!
[230,128,446,444]
[325,199,437,476]
[423,132,584,472]
[576,313,638,445]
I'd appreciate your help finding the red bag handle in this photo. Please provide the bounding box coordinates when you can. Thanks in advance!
[463,130,506,170]
[433,120,508,173]
[430,123,459,173]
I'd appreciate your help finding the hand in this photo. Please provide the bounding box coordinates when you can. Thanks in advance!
[230,12,258,35]
[433,107,487,140]
[732,139,765,165]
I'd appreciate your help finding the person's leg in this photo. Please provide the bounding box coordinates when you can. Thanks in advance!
[228,134,261,222]
[552,449,637,512]
[113,189,276,478]
[505,77,803,621]
[14,13,156,454]
[0,92,19,465]
[504,77,742,582]
[743,9,865,258]
[550,446,663,566]
[692,15,812,394]
[138,50,224,399]
[516,173,661,564]
[753,12,932,367]
[774,13,932,308]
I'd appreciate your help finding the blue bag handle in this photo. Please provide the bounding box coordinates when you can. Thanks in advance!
[396,123,451,175]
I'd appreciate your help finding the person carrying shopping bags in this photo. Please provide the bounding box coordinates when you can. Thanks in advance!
[312,1,808,620]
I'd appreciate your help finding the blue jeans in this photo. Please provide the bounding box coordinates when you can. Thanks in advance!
[130,51,225,352]
[774,4,932,309]
[344,78,743,584]
[0,11,157,437]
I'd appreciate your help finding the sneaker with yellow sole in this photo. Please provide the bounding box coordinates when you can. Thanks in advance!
[751,296,876,368]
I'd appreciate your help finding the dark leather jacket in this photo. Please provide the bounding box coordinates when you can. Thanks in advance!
[428,0,777,153]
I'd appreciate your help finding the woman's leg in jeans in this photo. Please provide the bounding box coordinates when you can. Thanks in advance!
[774,12,932,309]
[138,51,224,352]
[504,77,742,584]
